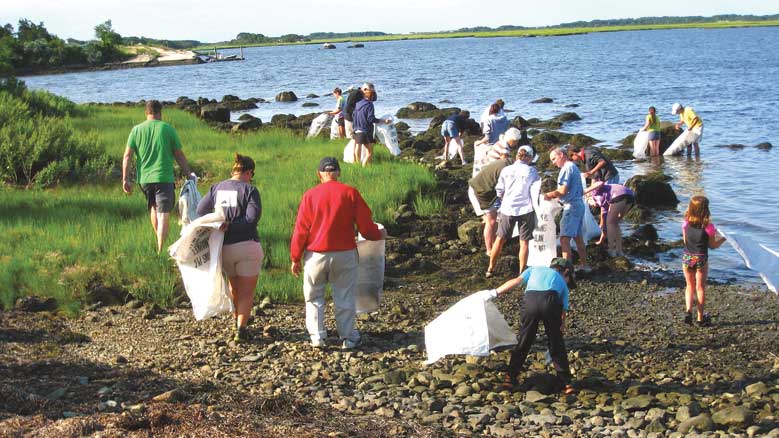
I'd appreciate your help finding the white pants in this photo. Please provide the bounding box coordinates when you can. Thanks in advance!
[303,249,359,343]
[345,120,355,139]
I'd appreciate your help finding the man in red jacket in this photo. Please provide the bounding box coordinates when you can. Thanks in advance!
[290,157,385,349]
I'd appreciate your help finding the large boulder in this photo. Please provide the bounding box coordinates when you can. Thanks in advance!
[200,104,230,123]
[221,99,257,111]
[625,171,679,208]
[531,97,554,103]
[397,102,460,119]
[406,102,437,112]
[275,91,298,102]
[457,220,483,247]
[232,116,262,132]
[711,406,754,428]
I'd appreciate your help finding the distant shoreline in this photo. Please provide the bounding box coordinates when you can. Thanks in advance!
[18,21,779,77]
[195,20,779,50]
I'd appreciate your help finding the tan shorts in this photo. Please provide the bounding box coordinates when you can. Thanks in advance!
[222,240,263,278]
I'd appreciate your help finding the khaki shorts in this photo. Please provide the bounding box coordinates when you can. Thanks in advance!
[222,240,263,278]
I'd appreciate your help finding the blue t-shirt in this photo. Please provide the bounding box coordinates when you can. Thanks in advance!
[557,161,583,204]
[519,266,569,311]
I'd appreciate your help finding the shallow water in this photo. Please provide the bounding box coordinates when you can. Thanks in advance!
[22,27,779,287]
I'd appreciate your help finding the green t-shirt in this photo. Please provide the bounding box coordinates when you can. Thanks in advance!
[645,114,661,132]
[127,120,182,184]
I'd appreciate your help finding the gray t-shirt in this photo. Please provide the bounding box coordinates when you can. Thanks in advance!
[197,179,261,245]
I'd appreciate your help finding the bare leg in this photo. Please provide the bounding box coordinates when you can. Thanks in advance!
[483,211,497,256]
[229,275,258,328]
[338,125,345,138]
[694,264,708,320]
[518,239,529,273]
[441,136,451,159]
[683,265,696,313]
[574,235,586,266]
[457,138,466,163]
[354,142,362,164]
[156,212,170,253]
[487,236,505,273]
[361,143,374,166]
[560,236,572,262]
[693,142,700,156]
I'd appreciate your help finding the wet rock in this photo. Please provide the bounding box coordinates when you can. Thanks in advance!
[745,381,769,397]
[525,391,553,404]
[221,99,257,111]
[232,117,262,131]
[531,97,554,104]
[15,296,58,312]
[621,395,653,411]
[306,93,319,98]
[565,103,580,108]
[238,113,257,121]
[625,171,679,208]
[712,405,754,427]
[396,102,460,119]
[755,142,773,150]
[302,102,319,107]
[676,403,701,422]
[631,224,658,242]
[715,143,746,150]
[383,370,406,385]
[200,104,230,123]
[275,91,298,102]
[270,114,298,129]
[457,219,483,246]
[677,413,714,433]
[620,123,677,152]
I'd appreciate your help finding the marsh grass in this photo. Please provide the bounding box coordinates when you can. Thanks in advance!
[1,106,438,311]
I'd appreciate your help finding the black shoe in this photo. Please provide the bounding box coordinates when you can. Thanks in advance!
[697,313,712,327]
[683,311,692,325]
[234,326,249,343]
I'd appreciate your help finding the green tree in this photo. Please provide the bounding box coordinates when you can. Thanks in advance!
[17,19,53,42]
[94,20,122,47]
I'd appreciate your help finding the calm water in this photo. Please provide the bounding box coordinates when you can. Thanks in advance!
[23,28,779,286]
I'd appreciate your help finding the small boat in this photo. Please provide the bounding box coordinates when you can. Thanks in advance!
[322,42,336,49]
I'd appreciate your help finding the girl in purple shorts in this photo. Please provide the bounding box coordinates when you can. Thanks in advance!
[682,195,726,326]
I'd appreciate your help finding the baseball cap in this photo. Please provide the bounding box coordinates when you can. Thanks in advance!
[671,103,682,115]
[518,145,535,159]
[550,257,576,287]
[318,156,340,172]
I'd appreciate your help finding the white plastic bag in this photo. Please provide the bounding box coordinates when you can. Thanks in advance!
[446,137,463,160]
[528,180,562,267]
[633,131,649,159]
[307,113,332,138]
[373,115,401,156]
[580,175,602,242]
[472,143,495,177]
[425,290,516,364]
[664,129,701,156]
[178,179,202,226]
[356,223,385,313]
[329,116,340,139]
[168,212,233,320]
[343,139,365,164]
[719,228,779,294]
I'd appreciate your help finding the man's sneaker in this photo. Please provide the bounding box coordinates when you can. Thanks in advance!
[234,327,249,343]
[311,339,326,349]
[341,338,361,350]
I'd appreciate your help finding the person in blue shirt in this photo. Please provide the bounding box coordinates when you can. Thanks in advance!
[493,257,576,394]
[544,147,589,271]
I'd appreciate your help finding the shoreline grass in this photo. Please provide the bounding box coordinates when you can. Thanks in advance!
[194,20,779,50]
[0,106,438,312]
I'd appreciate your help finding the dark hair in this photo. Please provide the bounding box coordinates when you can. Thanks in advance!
[145,100,162,115]
[460,110,470,118]
[232,153,255,175]
[648,106,657,125]
[489,103,500,115]
[333,87,342,95]
[568,144,583,154]
[496,99,505,108]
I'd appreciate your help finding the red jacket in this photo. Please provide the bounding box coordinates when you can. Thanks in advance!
[290,180,382,262]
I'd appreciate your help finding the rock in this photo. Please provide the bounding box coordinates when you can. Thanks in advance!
[270,114,298,128]
[716,143,746,150]
[625,171,679,208]
[621,395,653,411]
[676,403,701,422]
[163,315,185,323]
[232,117,262,131]
[221,100,257,111]
[383,370,406,385]
[302,102,319,107]
[113,355,128,364]
[406,102,437,112]
[200,104,230,123]
[142,303,163,319]
[531,97,554,103]
[457,220,483,246]
[677,413,714,433]
[46,387,67,401]
[755,142,773,150]
[565,103,580,108]
[125,300,143,309]
[712,405,754,427]
[455,384,472,398]
[259,296,272,309]
[238,113,258,121]
[275,91,298,102]
[525,390,552,403]
[428,398,446,413]
[306,93,319,98]
[240,354,262,362]
[745,381,769,397]
[645,419,666,433]
[152,389,185,403]
[14,296,58,312]
[631,224,659,242]
[396,102,460,119]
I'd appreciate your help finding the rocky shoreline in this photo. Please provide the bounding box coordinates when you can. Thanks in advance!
[2,100,778,437]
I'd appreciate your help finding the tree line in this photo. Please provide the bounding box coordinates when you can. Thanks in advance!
[0,19,125,74]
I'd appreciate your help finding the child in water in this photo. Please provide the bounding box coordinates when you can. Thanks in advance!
[682,195,727,326]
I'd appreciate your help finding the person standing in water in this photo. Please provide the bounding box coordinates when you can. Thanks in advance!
[639,106,662,156]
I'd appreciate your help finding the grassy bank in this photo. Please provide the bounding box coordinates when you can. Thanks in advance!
[0,106,437,312]
[196,20,779,50]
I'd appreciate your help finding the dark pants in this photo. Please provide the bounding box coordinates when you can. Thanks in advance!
[508,290,572,383]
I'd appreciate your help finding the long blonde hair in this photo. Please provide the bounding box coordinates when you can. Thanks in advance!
[685,195,711,228]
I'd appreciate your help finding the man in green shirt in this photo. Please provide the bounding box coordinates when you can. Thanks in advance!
[122,100,194,252]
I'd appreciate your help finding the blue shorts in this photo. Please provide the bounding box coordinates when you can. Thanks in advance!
[647,131,660,140]
[441,120,459,138]
[560,201,585,238]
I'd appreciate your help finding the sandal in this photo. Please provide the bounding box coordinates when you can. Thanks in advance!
[501,373,516,390]
[563,384,576,395]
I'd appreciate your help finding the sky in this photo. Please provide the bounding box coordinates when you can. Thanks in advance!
[2,0,777,42]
